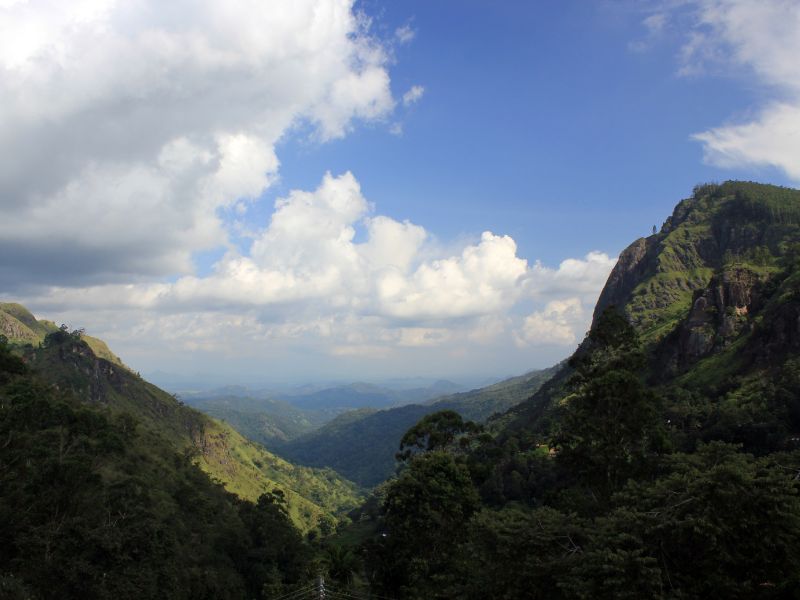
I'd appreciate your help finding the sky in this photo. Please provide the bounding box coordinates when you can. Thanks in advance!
[1,0,799,386]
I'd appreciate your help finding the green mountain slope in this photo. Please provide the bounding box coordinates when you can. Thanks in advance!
[186,395,332,449]
[507,181,800,440]
[356,182,800,599]
[275,380,466,411]
[0,338,313,598]
[278,405,432,487]
[1,302,126,368]
[2,306,361,532]
[428,363,562,422]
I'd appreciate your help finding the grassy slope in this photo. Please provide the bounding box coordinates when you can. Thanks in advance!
[279,405,432,488]
[1,303,126,368]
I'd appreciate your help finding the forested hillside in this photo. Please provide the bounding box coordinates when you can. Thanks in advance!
[346,182,800,599]
[0,307,361,534]
[0,337,312,598]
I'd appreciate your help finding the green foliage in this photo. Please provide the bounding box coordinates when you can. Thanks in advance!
[368,451,479,598]
[280,404,435,487]
[0,342,312,598]
[278,367,558,488]
[396,410,480,461]
[555,308,667,499]
[187,394,328,448]
[428,364,560,422]
[456,506,584,599]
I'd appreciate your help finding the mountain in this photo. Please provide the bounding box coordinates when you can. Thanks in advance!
[277,366,557,487]
[276,405,433,487]
[357,181,800,599]
[507,181,800,441]
[427,363,563,422]
[1,305,361,533]
[275,380,467,411]
[1,302,126,368]
[0,335,315,597]
[179,380,470,454]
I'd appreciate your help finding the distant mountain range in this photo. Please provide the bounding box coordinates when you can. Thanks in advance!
[178,360,561,488]
[272,364,561,487]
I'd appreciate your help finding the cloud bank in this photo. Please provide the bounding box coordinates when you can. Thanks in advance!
[24,172,616,360]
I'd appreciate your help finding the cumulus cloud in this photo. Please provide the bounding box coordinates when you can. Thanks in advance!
[528,251,617,305]
[375,232,528,320]
[511,252,616,347]
[17,170,616,368]
[0,0,394,287]
[515,298,585,347]
[33,173,529,320]
[671,0,800,181]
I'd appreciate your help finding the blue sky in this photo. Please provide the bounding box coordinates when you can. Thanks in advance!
[1,0,798,385]
[269,0,794,266]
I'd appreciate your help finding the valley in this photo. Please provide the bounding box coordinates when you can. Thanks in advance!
[4,182,800,597]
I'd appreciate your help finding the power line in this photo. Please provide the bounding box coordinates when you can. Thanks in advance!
[270,578,396,600]
[270,584,317,600]
[324,582,395,600]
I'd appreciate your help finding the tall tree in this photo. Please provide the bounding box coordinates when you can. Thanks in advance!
[554,307,666,500]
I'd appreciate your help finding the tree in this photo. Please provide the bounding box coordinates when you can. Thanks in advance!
[369,451,479,598]
[396,410,480,462]
[457,506,584,599]
[554,307,666,499]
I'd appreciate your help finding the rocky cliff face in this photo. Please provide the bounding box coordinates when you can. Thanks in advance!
[592,182,800,378]
[656,266,767,374]
[593,236,655,319]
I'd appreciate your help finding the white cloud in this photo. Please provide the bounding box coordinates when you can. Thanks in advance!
[512,252,617,347]
[515,298,585,347]
[673,0,800,181]
[375,231,528,320]
[16,171,617,373]
[693,103,800,180]
[0,0,395,285]
[629,11,669,53]
[528,251,617,306]
[402,85,425,106]
[395,24,415,44]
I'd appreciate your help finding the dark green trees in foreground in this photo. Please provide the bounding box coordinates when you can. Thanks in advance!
[364,308,800,599]
[0,338,310,599]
